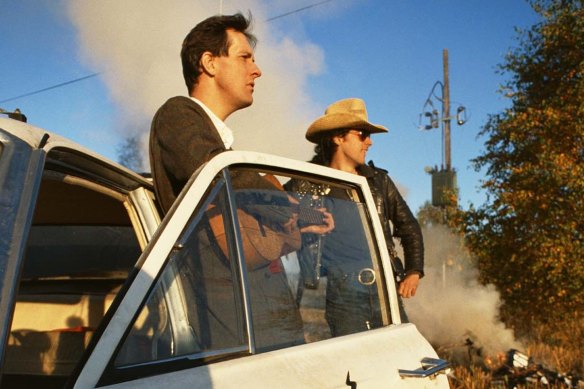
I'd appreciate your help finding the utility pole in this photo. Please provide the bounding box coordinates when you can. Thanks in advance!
[434,48,456,207]
[443,49,451,171]
[420,48,467,208]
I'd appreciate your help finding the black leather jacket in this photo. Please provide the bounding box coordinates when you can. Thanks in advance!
[357,162,424,279]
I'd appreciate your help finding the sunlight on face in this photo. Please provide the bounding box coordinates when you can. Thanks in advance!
[214,29,262,116]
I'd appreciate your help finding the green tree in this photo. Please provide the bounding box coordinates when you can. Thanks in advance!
[464,0,584,327]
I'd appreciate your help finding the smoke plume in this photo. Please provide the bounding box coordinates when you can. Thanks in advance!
[404,224,524,360]
[65,0,326,170]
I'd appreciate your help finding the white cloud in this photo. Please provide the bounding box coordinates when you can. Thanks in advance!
[65,0,326,168]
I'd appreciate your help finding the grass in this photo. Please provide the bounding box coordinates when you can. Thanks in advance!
[441,313,583,388]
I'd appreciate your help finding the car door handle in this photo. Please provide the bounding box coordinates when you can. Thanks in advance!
[398,357,450,378]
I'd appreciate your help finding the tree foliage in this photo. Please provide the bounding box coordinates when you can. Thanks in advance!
[463,0,584,326]
[417,200,463,231]
[117,135,144,172]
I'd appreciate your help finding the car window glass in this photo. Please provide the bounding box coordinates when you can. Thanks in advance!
[231,168,389,345]
[115,176,247,367]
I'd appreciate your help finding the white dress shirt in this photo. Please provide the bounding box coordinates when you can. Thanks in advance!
[189,96,234,149]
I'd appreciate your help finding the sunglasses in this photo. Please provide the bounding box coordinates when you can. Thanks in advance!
[347,130,371,141]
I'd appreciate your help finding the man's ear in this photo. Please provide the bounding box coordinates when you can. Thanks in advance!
[200,51,216,76]
[332,135,343,146]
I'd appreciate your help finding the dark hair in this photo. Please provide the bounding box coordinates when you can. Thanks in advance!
[181,13,257,93]
[309,129,348,166]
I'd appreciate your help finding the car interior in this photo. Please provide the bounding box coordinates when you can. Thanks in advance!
[3,169,143,388]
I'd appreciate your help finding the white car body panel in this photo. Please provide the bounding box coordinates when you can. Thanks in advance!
[103,325,447,389]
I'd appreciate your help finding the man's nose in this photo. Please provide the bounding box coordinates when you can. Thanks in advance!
[252,62,262,78]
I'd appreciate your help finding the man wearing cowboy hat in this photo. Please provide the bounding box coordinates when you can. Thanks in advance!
[302,97,424,326]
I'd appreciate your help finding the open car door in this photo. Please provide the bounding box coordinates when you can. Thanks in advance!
[74,151,449,388]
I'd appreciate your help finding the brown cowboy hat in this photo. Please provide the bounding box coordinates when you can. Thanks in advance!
[306,98,388,143]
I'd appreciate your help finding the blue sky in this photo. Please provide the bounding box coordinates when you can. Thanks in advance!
[1,0,541,213]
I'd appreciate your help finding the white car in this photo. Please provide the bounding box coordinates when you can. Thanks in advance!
[0,117,449,388]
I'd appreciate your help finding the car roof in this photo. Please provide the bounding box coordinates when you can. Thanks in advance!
[0,117,152,190]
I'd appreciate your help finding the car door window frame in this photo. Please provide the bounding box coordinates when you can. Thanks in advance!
[75,151,401,388]
[0,131,46,376]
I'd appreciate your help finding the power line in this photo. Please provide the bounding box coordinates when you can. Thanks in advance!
[1,0,339,104]
[0,72,101,104]
[266,0,336,22]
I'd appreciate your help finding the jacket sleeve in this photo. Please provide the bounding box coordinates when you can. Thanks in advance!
[382,173,425,277]
[150,96,225,187]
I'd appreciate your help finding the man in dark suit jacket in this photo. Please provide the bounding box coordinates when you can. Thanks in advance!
[149,13,313,353]
[150,13,267,214]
